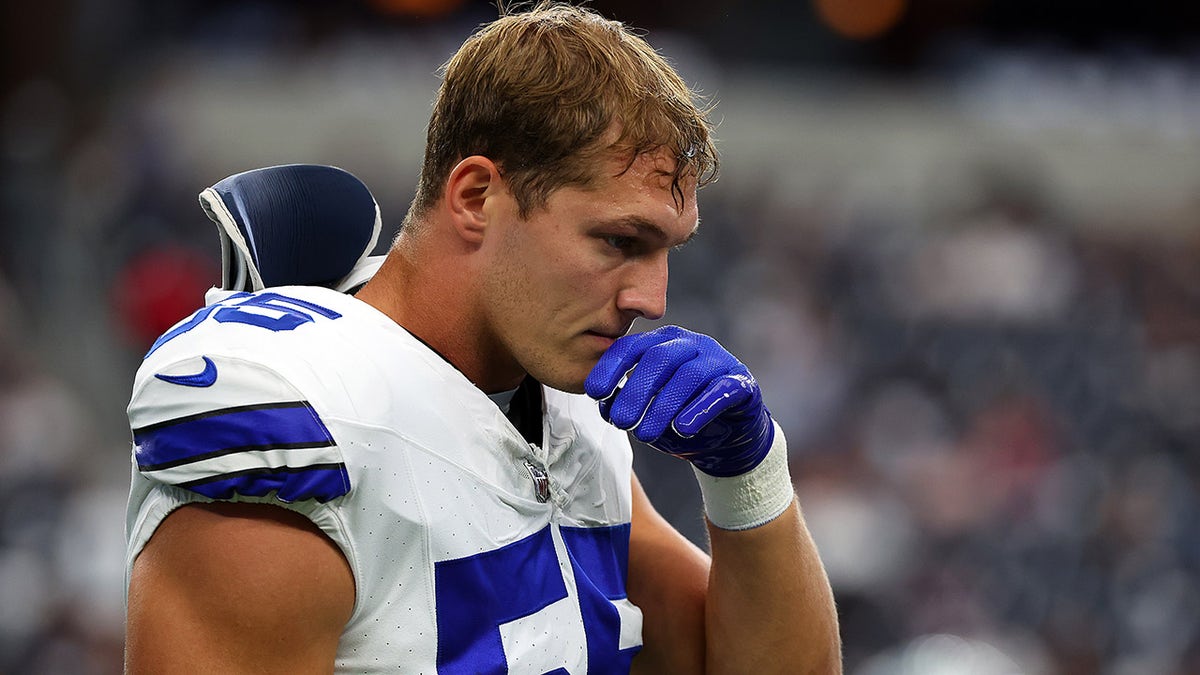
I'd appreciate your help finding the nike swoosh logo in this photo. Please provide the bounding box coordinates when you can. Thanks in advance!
[155,356,218,387]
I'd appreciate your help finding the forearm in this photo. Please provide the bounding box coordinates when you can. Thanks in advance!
[591,326,841,671]
[693,423,841,673]
[705,500,841,674]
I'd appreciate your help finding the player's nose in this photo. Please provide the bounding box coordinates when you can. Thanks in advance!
[616,252,668,321]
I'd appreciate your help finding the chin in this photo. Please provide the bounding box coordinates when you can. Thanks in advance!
[528,362,592,395]
[560,383,588,395]
[540,374,588,395]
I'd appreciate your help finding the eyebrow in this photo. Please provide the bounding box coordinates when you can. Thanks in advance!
[592,215,700,249]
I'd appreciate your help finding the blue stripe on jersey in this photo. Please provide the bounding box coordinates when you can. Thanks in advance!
[561,524,640,671]
[133,401,349,503]
[180,463,350,503]
[133,402,333,471]
[435,526,568,674]
[560,524,631,600]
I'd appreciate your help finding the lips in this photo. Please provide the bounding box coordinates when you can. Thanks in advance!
[585,325,631,342]
[583,329,627,353]
[584,331,616,347]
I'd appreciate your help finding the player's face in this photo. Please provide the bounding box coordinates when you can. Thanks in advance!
[480,150,699,393]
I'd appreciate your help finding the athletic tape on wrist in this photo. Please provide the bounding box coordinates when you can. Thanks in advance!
[693,420,795,531]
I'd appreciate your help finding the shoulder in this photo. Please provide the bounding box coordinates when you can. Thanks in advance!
[129,286,368,504]
[138,286,360,373]
[132,285,403,412]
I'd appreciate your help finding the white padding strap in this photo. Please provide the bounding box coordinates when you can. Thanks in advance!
[693,420,795,531]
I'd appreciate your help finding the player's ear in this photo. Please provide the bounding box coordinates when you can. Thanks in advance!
[444,156,502,244]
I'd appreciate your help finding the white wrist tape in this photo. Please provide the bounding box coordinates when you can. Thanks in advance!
[693,420,795,531]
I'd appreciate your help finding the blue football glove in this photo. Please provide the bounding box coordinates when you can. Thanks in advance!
[584,325,775,477]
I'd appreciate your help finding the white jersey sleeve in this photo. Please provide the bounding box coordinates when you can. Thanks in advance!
[128,353,350,503]
[124,290,359,601]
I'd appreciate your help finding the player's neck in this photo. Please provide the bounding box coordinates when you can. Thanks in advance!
[356,237,526,394]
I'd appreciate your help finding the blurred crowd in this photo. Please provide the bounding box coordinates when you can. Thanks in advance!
[2,1,1199,673]
[709,183,1200,674]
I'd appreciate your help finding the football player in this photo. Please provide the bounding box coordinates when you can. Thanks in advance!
[124,4,841,673]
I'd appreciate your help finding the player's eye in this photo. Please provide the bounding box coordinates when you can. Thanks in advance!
[602,235,637,252]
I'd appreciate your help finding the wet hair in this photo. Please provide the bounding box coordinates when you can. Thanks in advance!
[407,1,718,222]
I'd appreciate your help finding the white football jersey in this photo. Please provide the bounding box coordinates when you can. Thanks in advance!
[125,286,643,674]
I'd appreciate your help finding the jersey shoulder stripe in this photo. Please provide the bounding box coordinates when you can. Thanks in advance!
[133,400,330,470]
[130,352,350,504]
[176,462,348,503]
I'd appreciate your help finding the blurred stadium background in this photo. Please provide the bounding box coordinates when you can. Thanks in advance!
[1,0,1198,672]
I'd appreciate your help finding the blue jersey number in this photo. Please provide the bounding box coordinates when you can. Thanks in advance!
[434,524,639,674]
[146,292,342,357]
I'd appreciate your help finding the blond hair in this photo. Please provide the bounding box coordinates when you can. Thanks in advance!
[408,2,718,221]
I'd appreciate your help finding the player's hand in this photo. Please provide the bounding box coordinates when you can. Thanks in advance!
[584,325,774,477]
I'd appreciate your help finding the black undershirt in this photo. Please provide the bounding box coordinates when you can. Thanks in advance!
[506,376,545,448]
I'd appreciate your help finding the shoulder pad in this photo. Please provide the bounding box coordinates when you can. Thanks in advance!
[129,354,350,503]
